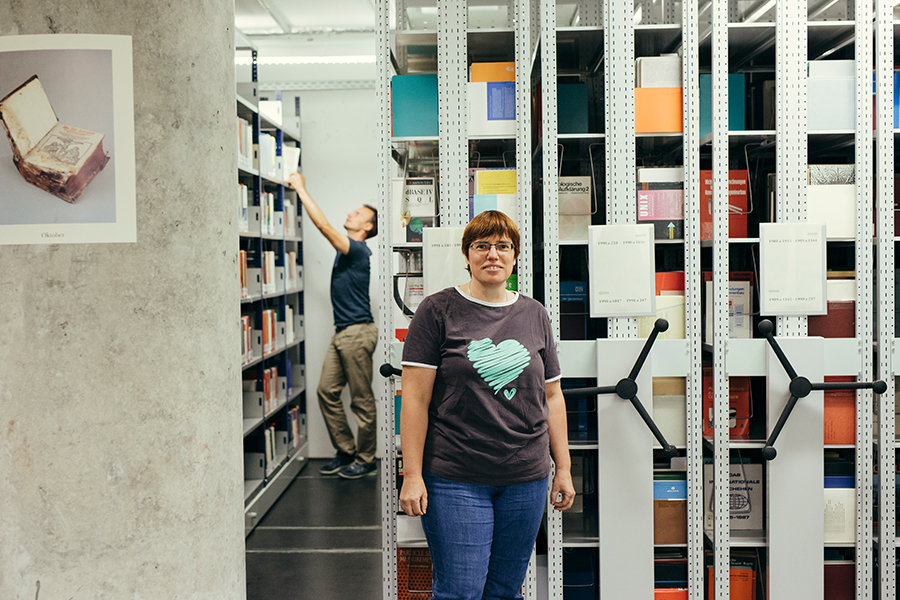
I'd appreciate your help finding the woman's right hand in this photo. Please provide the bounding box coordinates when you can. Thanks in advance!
[399,475,428,516]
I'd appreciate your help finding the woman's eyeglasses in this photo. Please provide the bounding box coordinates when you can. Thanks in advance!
[469,242,515,254]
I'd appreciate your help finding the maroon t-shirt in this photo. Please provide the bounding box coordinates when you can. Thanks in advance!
[401,287,561,486]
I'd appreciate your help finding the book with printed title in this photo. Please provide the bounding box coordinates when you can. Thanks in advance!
[558,176,591,241]
[637,167,684,240]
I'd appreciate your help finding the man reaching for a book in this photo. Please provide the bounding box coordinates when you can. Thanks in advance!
[286,172,380,479]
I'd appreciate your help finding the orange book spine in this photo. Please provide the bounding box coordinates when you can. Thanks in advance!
[470,62,516,82]
[635,87,683,133]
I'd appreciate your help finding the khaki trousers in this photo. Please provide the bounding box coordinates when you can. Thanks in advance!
[317,322,378,464]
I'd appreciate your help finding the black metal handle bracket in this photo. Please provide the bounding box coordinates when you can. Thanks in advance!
[380,363,402,378]
[758,319,887,460]
[563,318,678,458]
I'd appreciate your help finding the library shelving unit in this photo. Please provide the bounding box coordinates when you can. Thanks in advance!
[236,31,308,538]
[376,1,898,599]
[377,1,540,598]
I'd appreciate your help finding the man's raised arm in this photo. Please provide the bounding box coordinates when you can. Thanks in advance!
[287,172,350,254]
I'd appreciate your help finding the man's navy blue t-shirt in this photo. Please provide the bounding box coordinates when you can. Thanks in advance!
[331,238,373,328]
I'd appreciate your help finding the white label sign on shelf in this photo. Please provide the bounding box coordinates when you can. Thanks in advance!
[759,222,827,316]
[423,226,467,296]
[587,224,656,317]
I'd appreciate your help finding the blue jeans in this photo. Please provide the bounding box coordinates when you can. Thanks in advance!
[420,471,549,600]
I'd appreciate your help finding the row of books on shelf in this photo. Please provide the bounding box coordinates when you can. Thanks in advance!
[393,160,872,248]
[392,62,519,138]
[239,250,302,299]
[647,454,856,547]
[261,366,282,414]
[237,116,254,171]
[399,540,847,600]
[643,55,892,137]
[242,359,302,410]
[392,52,892,139]
[394,268,855,347]
[631,163,861,242]
[236,105,302,175]
[577,549,851,600]
[392,168,593,245]
[392,63,592,139]
[393,165,737,246]
[537,267,852,345]
[240,308,301,365]
[263,424,282,476]
[709,55,887,138]
[262,307,297,355]
[238,184,300,238]
[285,406,302,449]
[247,413,304,476]
[240,315,252,365]
[262,250,298,295]
[255,90,301,135]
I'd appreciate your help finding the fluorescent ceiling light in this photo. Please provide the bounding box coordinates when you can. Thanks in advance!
[235,55,376,65]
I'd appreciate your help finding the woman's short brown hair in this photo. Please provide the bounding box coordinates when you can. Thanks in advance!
[461,210,521,270]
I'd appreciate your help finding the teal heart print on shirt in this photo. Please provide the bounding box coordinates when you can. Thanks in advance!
[467,338,531,396]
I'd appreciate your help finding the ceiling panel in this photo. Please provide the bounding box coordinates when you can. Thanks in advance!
[236,0,375,34]
[278,0,375,30]
[234,0,280,33]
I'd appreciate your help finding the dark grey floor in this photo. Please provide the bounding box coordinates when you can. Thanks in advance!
[246,458,383,600]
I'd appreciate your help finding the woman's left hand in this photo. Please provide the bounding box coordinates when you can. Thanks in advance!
[550,469,575,511]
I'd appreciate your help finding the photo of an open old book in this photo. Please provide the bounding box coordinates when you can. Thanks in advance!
[0,75,110,203]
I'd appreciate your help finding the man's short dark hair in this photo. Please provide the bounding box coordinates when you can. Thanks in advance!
[363,204,378,238]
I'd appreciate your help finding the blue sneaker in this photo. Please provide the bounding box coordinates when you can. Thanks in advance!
[338,461,377,479]
[319,452,355,475]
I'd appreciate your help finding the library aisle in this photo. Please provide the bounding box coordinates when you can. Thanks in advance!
[245,459,382,600]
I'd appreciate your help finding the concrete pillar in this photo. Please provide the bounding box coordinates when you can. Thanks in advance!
[0,1,245,598]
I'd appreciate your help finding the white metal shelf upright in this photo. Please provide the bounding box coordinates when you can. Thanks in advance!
[377,1,538,598]
[376,1,397,599]
[515,0,536,299]
[600,0,655,598]
[514,0,538,595]
[437,0,468,228]
[710,1,731,599]
[681,0,705,598]
[852,2,875,596]
[768,1,819,598]
[539,2,562,598]
[875,1,896,598]
[774,0,808,337]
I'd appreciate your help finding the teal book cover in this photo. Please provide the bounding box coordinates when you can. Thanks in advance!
[391,74,439,137]
[699,73,745,138]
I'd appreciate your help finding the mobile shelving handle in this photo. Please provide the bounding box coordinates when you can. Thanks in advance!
[380,363,402,378]
[562,319,678,459]
[757,319,887,460]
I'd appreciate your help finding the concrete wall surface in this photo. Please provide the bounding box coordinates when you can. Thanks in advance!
[0,1,246,598]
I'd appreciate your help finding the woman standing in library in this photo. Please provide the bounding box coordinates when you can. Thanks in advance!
[400,210,574,600]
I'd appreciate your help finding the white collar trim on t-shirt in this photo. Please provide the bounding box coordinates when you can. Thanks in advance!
[456,285,519,307]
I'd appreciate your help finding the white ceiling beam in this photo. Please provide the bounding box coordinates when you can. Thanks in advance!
[260,80,375,91]
[247,27,376,39]
[256,0,292,34]
[234,27,258,51]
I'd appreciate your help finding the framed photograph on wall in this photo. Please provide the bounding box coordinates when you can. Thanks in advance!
[0,34,135,245]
